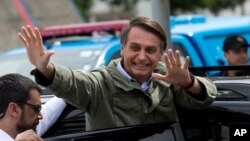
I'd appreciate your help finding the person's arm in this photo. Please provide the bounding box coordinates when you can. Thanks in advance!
[15,129,43,141]
[18,25,55,80]
[36,96,66,136]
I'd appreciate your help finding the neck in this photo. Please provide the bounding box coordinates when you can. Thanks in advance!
[0,119,18,139]
[136,76,151,85]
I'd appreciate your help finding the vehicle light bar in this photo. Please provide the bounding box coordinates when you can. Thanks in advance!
[40,20,129,40]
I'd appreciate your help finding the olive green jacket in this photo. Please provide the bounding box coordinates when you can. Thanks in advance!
[46,59,217,131]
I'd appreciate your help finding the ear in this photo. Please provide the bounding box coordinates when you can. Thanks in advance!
[223,52,228,59]
[120,46,124,57]
[6,102,20,118]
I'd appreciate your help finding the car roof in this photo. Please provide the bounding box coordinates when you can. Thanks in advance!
[171,15,250,35]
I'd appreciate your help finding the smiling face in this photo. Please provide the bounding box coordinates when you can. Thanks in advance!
[120,27,164,84]
[16,89,42,133]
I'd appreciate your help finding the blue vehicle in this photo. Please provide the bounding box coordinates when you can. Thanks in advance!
[170,15,250,67]
[0,20,128,80]
[3,16,250,79]
[41,15,250,69]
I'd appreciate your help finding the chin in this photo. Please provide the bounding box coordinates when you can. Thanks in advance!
[135,72,150,78]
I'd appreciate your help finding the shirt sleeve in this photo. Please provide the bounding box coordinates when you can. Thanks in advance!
[36,96,67,136]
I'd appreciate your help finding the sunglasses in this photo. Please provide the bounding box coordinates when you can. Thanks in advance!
[23,103,42,113]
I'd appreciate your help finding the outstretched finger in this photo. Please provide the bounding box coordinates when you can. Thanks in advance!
[26,25,37,43]
[168,49,177,67]
[175,50,182,67]
[21,26,31,43]
[183,56,190,70]
[35,27,43,46]
[164,54,171,69]
[34,27,45,55]
[18,32,28,47]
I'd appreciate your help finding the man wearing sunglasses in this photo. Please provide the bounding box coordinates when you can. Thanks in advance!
[0,74,66,141]
[15,97,66,141]
[0,73,42,140]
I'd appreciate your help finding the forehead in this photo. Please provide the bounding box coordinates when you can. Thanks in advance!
[128,27,157,37]
[127,27,161,46]
[27,89,41,104]
[231,46,248,52]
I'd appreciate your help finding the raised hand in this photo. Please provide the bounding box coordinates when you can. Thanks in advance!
[152,49,190,86]
[18,25,55,79]
[15,129,43,141]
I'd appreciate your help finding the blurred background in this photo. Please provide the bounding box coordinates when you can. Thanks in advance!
[1,0,250,51]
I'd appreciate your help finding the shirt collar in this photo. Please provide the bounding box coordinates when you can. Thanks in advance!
[0,129,14,141]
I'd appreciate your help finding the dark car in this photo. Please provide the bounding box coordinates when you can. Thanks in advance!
[43,122,185,141]
[40,66,250,141]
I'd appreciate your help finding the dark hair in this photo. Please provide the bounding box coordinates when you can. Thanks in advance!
[223,35,250,52]
[0,73,41,118]
[120,16,167,51]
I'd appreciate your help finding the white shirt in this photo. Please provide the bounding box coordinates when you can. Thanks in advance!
[0,129,14,141]
[36,96,66,136]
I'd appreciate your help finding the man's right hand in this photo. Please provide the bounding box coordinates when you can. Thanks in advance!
[18,25,55,80]
[15,129,43,141]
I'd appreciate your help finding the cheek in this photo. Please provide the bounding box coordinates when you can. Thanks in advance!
[153,54,163,62]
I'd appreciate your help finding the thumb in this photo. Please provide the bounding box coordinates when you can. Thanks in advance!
[152,73,166,81]
[45,50,55,58]
[44,50,55,62]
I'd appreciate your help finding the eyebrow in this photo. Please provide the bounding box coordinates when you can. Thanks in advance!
[129,42,159,48]
[24,102,42,112]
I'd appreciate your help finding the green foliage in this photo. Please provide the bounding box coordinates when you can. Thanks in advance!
[73,0,247,21]
[170,0,246,15]
[73,0,94,21]
[72,0,138,21]
[101,0,139,10]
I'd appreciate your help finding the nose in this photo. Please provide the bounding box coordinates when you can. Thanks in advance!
[38,111,43,120]
[137,50,147,60]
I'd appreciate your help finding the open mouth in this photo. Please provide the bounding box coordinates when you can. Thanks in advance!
[133,62,150,70]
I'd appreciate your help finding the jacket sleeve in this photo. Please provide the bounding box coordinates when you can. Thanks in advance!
[173,76,217,109]
[44,64,104,110]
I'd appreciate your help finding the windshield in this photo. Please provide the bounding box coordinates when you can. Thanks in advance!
[0,48,102,79]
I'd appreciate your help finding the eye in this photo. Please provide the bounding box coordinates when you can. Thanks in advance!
[146,47,157,54]
[24,103,42,113]
[130,45,140,51]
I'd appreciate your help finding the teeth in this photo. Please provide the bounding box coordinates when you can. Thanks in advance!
[135,63,148,67]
